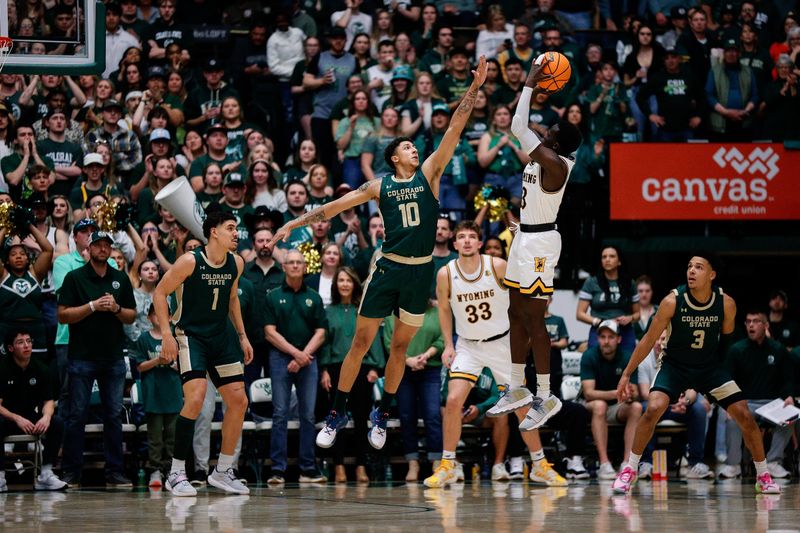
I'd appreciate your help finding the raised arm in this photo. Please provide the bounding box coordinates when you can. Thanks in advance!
[28,224,54,282]
[421,56,487,190]
[510,57,568,190]
[616,293,676,402]
[269,179,381,246]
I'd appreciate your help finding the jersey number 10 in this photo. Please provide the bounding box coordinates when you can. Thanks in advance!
[398,202,420,228]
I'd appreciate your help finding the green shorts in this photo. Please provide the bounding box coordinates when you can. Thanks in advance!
[175,326,244,387]
[651,360,743,408]
[358,256,434,327]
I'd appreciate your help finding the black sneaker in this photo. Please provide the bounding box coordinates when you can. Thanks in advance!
[190,469,208,487]
[61,471,81,489]
[106,472,133,488]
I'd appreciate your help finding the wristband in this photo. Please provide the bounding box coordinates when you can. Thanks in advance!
[89,301,95,312]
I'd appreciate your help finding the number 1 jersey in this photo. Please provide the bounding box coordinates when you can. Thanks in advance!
[171,248,238,337]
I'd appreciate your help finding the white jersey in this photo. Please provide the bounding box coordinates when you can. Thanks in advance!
[447,254,509,340]
[520,156,575,225]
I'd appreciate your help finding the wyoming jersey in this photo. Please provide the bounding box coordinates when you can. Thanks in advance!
[447,255,512,386]
[447,255,508,340]
[505,155,575,298]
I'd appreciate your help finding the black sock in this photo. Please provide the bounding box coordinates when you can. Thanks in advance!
[173,415,196,461]
[379,392,395,414]
[333,390,348,414]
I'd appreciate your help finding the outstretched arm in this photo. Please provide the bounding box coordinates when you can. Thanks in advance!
[510,58,568,190]
[269,179,381,246]
[616,293,676,402]
[421,56,488,195]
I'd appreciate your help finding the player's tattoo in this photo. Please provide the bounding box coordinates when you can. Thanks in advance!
[453,87,478,121]
[297,207,327,226]
[357,180,372,192]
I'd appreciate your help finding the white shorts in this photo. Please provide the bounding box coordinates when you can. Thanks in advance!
[504,229,560,299]
[449,334,511,387]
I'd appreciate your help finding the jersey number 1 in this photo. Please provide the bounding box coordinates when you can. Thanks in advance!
[398,202,420,228]
[211,287,219,311]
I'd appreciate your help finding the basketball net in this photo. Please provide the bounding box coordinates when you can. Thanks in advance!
[0,37,13,74]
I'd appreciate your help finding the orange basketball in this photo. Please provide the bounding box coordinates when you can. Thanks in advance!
[535,52,572,93]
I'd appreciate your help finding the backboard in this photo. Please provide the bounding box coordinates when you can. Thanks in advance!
[0,0,105,75]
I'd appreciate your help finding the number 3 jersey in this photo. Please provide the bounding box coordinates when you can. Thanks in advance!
[171,248,238,337]
[520,156,575,225]
[447,255,509,340]
[379,171,438,259]
[661,284,725,369]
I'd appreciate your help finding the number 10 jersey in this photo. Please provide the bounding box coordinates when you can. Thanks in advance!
[447,255,509,340]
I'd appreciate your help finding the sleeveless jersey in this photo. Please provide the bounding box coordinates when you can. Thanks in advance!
[662,284,725,369]
[447,255,509,340]
[379,170,438,259]
[171,248,238,337]
[0,271,43,321]
[520,156,575,225]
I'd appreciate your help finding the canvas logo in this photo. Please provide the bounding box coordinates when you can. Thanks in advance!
[712,147,780,180]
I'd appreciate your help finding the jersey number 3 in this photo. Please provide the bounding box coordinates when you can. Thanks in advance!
[691,330,705,349]
[398,202,420,228]
[466,302,492,323]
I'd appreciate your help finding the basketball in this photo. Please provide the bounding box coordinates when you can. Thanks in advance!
[535,52,572,93]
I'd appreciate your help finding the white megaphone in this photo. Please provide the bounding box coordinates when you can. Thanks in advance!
[155,177,207,243]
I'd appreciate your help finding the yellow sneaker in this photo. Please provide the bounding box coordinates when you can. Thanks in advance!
[529,460,568,487]
[424,459,457,488]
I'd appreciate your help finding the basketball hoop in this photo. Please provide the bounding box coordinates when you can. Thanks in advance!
[0,37,13,74]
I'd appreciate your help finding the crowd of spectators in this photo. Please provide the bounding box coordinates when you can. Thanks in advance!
[0,0,799,487]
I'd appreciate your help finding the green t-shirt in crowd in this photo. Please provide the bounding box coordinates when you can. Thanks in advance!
[131,332,183,414]
[578,276,639,321]
[320,303,385,369]
[335,116,380,158]
[262,281,328,351]
[580,346,637,403]
[383,307,443,367]
[36,138,83,197]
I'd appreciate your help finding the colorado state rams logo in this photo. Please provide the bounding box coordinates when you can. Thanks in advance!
[305,299,313,307]
[12,279,32,296]
[112,281,121,289]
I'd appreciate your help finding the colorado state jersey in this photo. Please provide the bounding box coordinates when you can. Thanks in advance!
[520,156,575,225]
[0,271,42,321]
[662,284,725,369]
[379,170,438,259]
[447,255,509,340]
[171,248,238,337]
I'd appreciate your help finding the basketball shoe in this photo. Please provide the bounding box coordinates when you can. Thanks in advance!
[316,410,349,448]
[424,459,457,488]
[487,387,533,417]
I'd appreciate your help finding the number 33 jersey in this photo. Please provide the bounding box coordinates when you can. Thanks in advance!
[447,255,509,340]
[171,248,238,337]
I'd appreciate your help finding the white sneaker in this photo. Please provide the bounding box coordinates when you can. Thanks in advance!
[637,462,653,480]
[454,462,465,482]
[491,463,511,481]
[486,387,533,417]
[508,457,525,480]
[149,470,163,488]
[166,471,198,497]
[598,462,617,480]
[685,462,714,479]
[767,462,790,479]
[208,467,250,495]
[34,470,67,491]
[564,456,590,480]
[519,394,562,431]
[718,464,741,479]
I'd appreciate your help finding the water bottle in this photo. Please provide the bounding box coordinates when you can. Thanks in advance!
[385,463,393,482]
[137,468,146,487]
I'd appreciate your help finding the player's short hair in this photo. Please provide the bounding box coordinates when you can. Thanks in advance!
[384,136,414,170]
[691,252,719,271]
[202,209,237,239]
[554,120,582,156]
[454,220,482,240]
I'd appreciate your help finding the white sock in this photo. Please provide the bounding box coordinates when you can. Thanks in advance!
[41,464,53,475]
[510,363,525,388]
[170,458,186,474]
[217,453,235,472]
[0,471,5,481]
[754,459,768,477]
[442,450,456,461]
[536,373,550,397]
[530,449,545,462]
[627,452,641,471]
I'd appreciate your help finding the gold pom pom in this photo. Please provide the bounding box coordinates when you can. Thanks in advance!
[297,242,321,275]
[0,200,13,234]
[93,200,120,232]
[473,184,509,223]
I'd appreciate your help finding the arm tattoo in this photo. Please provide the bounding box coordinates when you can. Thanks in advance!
[357,180,372,192]
[297,207,327,226]
[453,87,478,121]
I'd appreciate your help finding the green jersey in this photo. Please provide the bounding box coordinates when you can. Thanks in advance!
[663,284,725,369]
[379,170,438,259]
[172,248,238,338]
